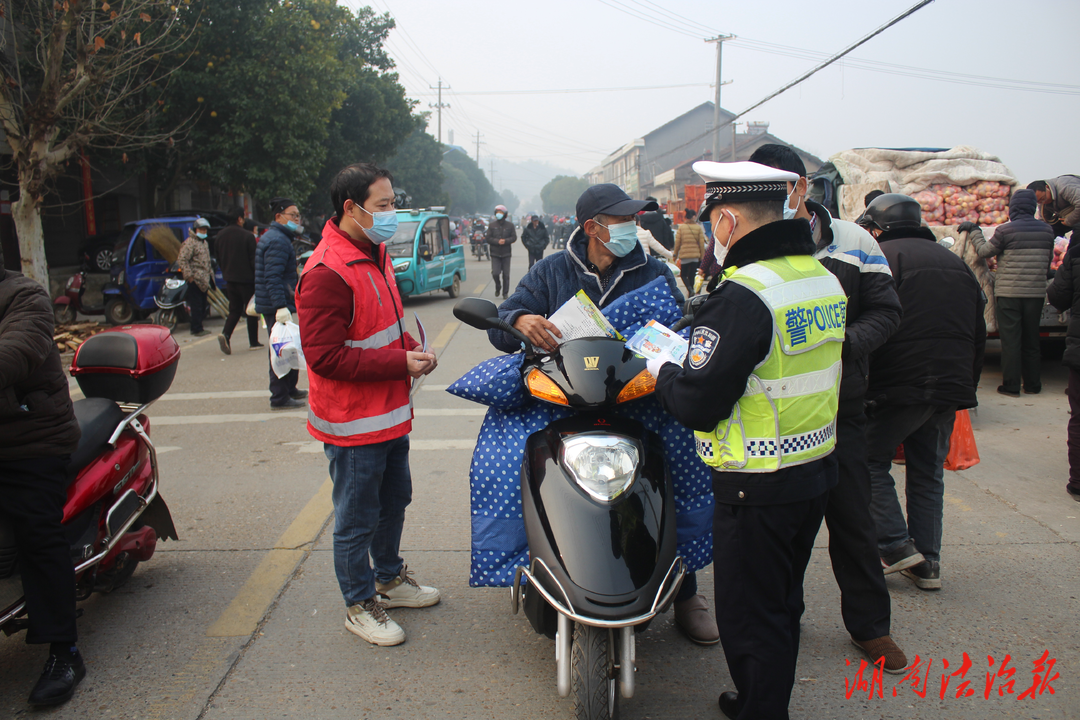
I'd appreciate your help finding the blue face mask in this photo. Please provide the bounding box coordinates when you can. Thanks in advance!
[284,220,300,233]
[595,219,639,258]
[354,206,399,244]
[495,212,505,221]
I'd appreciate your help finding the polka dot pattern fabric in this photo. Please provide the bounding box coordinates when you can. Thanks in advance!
[447,277,714,587]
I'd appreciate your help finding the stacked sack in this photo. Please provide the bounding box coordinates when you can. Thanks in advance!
[913,180,1012,227]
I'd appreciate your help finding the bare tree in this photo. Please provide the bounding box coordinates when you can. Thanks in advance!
[0,0,193,285]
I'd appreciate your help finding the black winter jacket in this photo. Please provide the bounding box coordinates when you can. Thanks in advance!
[808,201,903,419]
[867,227,985,410]
[521,222,549,252]
[485,219,517,258]
[254,223,298,314]
[215,223,258,284]
[1047,245,1080,370]
[970,190,1054,298]
[0,267,80,460]
[655,219,838,506]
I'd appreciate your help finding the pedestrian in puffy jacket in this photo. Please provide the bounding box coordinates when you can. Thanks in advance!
[254,197,303,410]
[967,189,1055,396]
[672,208,706,296]
[521,215,549,269]
[0,243,87,706]
[484,204,517,298]
[1046,241,1080,502]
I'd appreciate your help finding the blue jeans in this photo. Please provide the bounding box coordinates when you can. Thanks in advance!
[866,404,956,563]
[325,436,412,606]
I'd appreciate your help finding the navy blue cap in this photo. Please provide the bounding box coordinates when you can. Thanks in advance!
[576,184,658,227]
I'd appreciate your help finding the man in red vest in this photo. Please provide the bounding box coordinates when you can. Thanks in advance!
[297,163,439,646]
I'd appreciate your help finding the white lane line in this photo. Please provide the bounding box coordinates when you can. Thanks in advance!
[158,391,270,401]
[155,446,181,454]
[285,439,475,453]
[152,407,487,426]
[421,385,449,392]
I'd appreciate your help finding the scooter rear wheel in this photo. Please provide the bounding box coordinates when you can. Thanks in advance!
[54,304,76,326]
[572,623,618,720]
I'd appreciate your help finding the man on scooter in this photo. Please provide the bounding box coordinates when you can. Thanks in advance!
[489,184,722,647]
[0,245,86,706]
[651,161,846,720]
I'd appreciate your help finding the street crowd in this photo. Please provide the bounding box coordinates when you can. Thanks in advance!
[3,138,1079,719]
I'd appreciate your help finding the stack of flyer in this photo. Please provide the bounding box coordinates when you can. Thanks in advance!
[548,290,623,343]
[625,320,687,364]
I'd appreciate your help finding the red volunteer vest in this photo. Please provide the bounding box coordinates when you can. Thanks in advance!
[298,226,412,446]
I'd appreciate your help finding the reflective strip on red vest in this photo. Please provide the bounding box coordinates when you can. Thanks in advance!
[344,319,402,350]
[308,402,412,438]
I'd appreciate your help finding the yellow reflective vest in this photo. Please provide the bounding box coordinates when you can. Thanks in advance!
[696,255,847,472]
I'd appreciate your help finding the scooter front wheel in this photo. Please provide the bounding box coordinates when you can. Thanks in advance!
[572,624,618,720]
[54,303,76,326]
[155,308,178,331]
[104,298,135,326]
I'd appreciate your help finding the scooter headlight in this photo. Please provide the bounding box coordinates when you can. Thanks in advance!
[164,278,184,289]
[559,434,639,502]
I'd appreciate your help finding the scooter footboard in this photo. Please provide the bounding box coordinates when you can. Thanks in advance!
[521,413,681,624]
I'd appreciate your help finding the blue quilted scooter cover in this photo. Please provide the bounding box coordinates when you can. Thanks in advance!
[447,277,715,587]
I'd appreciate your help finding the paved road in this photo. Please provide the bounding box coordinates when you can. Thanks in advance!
[2,248,1078,719]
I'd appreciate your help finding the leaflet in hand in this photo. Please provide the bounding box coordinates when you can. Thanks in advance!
[548,290,623,343]
[625,320,687,364]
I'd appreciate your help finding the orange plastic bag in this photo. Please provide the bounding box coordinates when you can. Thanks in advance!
[944,409,979,471]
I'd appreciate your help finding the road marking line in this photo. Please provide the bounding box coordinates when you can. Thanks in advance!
[158,390,270,401]
[206,478,333,638]
[431,321,459,350]
[422,384,449,391]
[474,283,487,293]
[153,407,485,425]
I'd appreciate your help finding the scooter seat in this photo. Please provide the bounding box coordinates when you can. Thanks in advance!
[65,398,127,485]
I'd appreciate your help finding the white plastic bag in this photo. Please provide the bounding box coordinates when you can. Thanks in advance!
[269,321,305,378]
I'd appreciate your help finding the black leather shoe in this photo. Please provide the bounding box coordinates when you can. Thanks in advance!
[289,389,308,400]
[28,651,86,706]
[718,690,738,719]
[270,397,306,410]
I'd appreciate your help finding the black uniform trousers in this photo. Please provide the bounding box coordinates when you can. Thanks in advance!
[0,456,78,644]
[713,490,828,720]
[222,281,260,347]
[824,413,892,641]
[263,313,299,406]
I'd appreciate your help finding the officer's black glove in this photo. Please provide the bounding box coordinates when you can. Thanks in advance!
[957,221,978,233]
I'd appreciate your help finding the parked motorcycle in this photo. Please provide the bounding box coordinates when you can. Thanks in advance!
[0,325,180,638]
[153,262,190,331]
[53,264,106,325]
[453,298,684,720]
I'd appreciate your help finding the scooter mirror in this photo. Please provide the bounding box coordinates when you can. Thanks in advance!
[453,297,501,330]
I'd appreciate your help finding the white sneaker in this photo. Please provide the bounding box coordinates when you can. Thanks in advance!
[345,599,405,646]
[376,566,441,608]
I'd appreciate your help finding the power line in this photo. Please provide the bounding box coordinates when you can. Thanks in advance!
[594,0,703,40]
[414,82,711,96]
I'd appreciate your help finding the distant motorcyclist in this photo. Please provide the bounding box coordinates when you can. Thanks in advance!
[485,204,517,299]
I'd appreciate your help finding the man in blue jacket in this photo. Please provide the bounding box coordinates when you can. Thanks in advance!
[487,185,721,646]
[255,197,306,410]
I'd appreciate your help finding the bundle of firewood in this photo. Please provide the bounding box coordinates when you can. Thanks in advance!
[54,322,107,353]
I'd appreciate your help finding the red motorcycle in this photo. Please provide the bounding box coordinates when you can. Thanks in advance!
[53,265,106,325]
[0,326,179,636]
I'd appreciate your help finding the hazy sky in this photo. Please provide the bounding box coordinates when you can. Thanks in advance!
[345,0,1079,199]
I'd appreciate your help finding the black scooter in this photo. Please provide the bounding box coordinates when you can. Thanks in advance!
[454,298,684,720]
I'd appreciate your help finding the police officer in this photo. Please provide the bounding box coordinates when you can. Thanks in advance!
[651,161,846,720]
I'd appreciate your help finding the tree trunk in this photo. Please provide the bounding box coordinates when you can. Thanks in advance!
[12,185,49,289]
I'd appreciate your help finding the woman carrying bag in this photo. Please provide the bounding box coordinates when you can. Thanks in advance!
[672,208,706,296]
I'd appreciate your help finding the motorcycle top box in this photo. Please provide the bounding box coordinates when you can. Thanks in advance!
[70,325,180,404]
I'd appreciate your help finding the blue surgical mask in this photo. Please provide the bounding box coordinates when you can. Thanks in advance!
[595,220,639,258]
[783,187,799,221]
[285,220,300,233]
[495,212,505,221]
[355,206,399,244]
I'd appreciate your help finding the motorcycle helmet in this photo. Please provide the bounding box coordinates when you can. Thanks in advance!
[494,204,508,214]
[856,193,922,233]
[194,217,211,229]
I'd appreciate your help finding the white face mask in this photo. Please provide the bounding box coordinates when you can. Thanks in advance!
[713,210,737,267]
[783,186,800,221]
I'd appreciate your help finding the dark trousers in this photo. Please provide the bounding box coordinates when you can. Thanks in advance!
[0,456,77,644]
[679,260,700,297]
[867,404,956,563]
[491,255,511,296]
[996,296,1044,393]
[713,491,828,720]
[824,413,891,641]
[186,284,208,333]
[263,313,299,405]
[222,281,260,347]
[1068,369,1080,489]
[527,249,543,269]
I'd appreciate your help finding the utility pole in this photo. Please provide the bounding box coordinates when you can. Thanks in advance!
[428,78,450,145]
[474,131,484,168]
[705,34,734,162]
